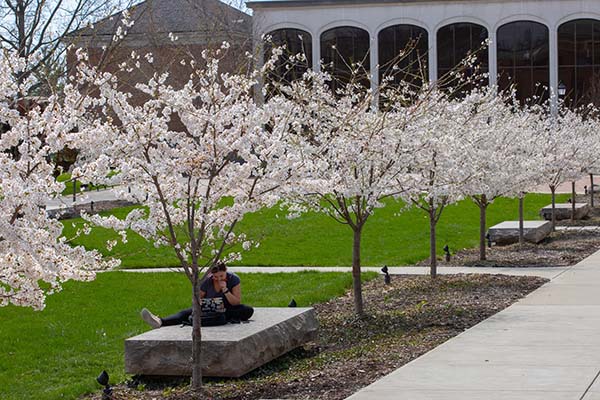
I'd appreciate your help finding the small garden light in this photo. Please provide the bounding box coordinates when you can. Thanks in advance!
[288,298,297,307]
[443,245,450,262]
[96,370,112,400]
[381,265,391,284]
[486,233,492,248]
[557,82,567,97]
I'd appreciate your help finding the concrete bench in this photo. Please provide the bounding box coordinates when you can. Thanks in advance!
[125,307,318,378]
[540,203,590,221]
[487,221,552,245]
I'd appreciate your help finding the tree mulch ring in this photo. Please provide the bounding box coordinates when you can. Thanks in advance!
[419,221,600,269]
[87,274,547,400]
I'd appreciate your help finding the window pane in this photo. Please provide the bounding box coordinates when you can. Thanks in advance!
[321,26,370,90]
[558,19,600,107]
[594,21,600,65]
[497,21,549,103]
[576,20,594,66]
[437,23,488,89]
[575,66,594,106]
[379,24,428,88]
[264,28,313,90]
[558,22,575,66]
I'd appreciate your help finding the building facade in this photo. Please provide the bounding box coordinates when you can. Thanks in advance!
[248,0,600,105]
[67,0,252,102]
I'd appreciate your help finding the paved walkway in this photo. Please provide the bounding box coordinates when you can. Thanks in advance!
[121,265,569,280]
[346,249,600,400]
[45,187,127,211]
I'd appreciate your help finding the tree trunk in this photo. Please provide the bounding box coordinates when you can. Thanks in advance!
[591,174,595,208]
[571,181,576,222]
[478,195,488,261]
[429,201,437,278]
[191,272,203,392]
[550,185,556,231]
[352,227,364,316]
[518,195,524,247]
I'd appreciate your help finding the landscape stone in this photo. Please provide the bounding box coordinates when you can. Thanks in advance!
[125,307,318,377]
[539,203,590,221]
[487,221,552,245]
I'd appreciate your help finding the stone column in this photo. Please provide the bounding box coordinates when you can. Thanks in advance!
[428,28,437,84]
[549,25,559,112]
[312,33,320,72]
[370,33,379,106]
[370,33,379,94]
[488,28,498,87]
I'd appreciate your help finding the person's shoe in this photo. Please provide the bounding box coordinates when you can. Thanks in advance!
[140,308,162,329]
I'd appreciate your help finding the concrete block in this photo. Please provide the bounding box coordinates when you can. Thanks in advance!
[124,307,318,377]
[487,221,552,245]
[540,203,590,221]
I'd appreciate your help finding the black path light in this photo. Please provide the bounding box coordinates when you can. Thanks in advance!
[443,245,451,262]
[288,298,297,307]
[486,233,492,248]
[96,370,113,400]
[557,81,567,97]
[381,265,391,284]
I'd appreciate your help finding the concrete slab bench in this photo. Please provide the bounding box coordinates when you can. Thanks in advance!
[540,203,590,221]
[125,307,318,378]
[487,221,552,245]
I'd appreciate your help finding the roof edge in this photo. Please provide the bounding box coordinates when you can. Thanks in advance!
[247,0,498,8]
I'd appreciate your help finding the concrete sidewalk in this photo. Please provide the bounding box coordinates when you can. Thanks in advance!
[45,186,137,211]
[346,250,600,400]
[120,265,569,280]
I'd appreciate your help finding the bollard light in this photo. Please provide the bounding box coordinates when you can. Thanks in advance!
[96,370,112,400]
[486,233,492,248]
[443,245,450,262]
[381,265,391,284]
[558,82,567,97]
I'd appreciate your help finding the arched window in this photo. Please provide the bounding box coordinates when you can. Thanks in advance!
[437,22,489,88]
[320,26,370,90]
[378,24,428,90]
[497,21,549,103]
[558,19,600,107]
[264,28,313,84]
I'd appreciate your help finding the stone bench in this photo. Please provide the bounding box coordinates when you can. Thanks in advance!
[540,203,590,221]
[487,221,552,245]
[125,307,318,378]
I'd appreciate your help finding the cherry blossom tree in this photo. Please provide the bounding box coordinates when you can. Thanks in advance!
[398,88,487,277]
[279,69,414,316]
[460,88,539,259]
[532,103,595,230]
[0,50,113,310]
[68,45,301,390]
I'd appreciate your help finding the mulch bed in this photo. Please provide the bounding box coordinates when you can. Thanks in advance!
[416,195,600,269]
[86,274,547,400]
[424,229,600,268]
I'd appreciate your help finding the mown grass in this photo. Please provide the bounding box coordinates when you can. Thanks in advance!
[57,173,108,196]
[0,271,375,400]
[61,193,568,268]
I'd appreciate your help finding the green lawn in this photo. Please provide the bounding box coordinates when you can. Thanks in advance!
[57,172,108,196]
[61,194,568,268]
[0,271,375,400]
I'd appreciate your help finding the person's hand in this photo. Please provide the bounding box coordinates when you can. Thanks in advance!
[218,280,227,292]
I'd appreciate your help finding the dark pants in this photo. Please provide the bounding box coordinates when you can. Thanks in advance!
[161,305,254,326]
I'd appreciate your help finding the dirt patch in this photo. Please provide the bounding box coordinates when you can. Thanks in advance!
[84,274,547,400]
